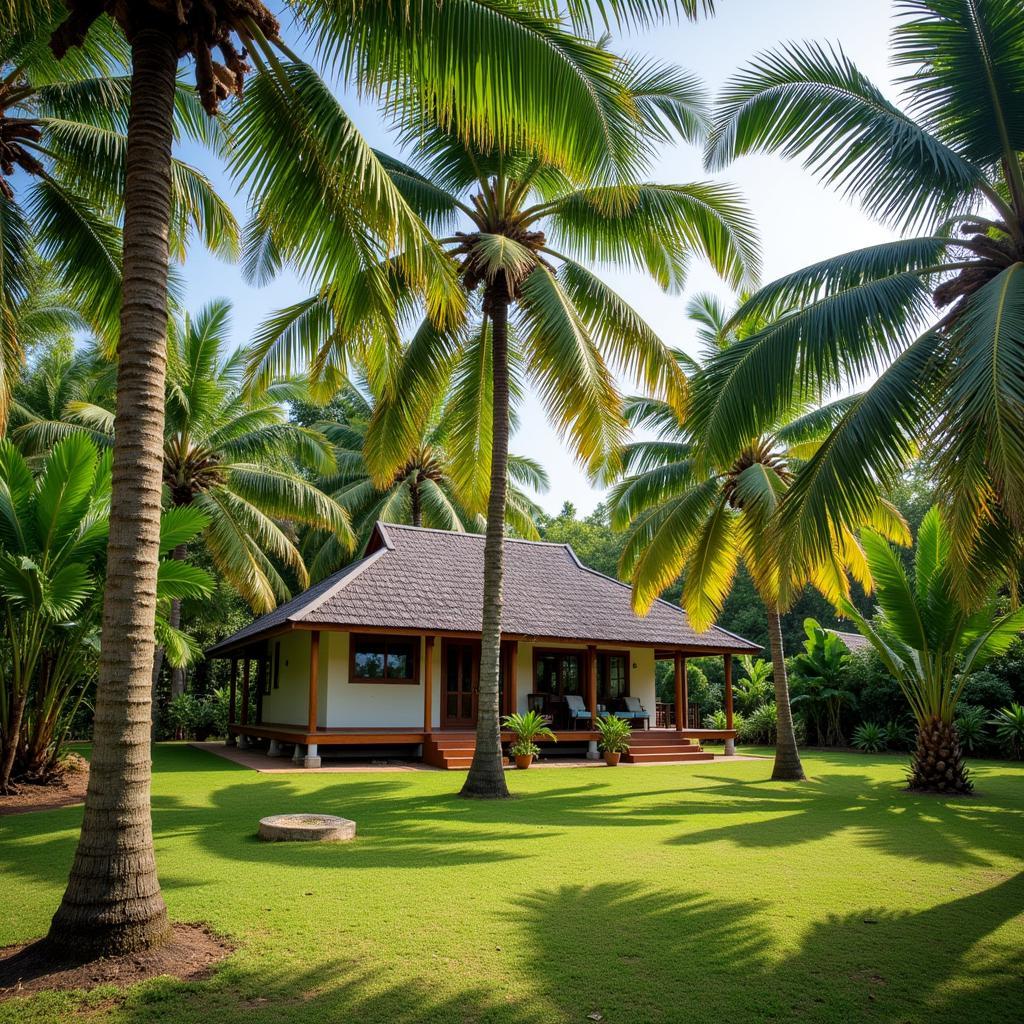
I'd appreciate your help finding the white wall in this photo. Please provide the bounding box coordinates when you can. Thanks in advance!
[260,630,314,726]
[324,632,429,728]
[263,631,658,728]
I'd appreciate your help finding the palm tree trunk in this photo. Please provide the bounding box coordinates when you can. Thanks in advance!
[461,286,511,798]
[410,479,422,528]
[767,607,805,781]
[0,687,28,795]
[46,28,177,958]
[909,715,972,794]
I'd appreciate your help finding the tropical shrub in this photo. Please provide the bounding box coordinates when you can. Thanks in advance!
[734,656,774,714]
[959,672,1015,713]
[704,709,746,736]
[882,718,914,753]
[844,650,906,727]
[739,703,777,745]
[0,436,213,790]
[841,508,1024,794]
[991,705,1024,760]
[953,705,988,755]
[790,619,855,746]
[852,722,887,754]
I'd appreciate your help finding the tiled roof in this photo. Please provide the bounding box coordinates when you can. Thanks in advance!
[208,523,760,655]
[828,629,873,653]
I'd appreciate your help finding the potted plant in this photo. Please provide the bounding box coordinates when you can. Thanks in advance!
[502,710,557,769]
[595,713,632,766]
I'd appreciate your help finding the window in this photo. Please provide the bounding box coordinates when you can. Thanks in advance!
[350,634,420,684]
[533,651,583,696]
[597,652,629,703]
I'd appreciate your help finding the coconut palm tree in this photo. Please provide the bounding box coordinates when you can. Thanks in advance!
[332,73,755,798]
[25,0,725,955]
[695,0,1024,595]
[303,380,548,579]
[842,507,1024,793]
[609,298,908,781]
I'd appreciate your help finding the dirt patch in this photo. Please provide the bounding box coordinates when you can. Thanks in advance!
[0,923,233,1000]
[0,757,89,816]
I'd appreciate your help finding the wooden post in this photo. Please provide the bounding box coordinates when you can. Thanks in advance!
[228,658,237,725]
[308,630,320,734]
[240,658,250,726]
[423,635,434,732]
[681,656,689,729]
[586,645,598,720]
[724,653,734,730]
[674,653,684,732]
[507,640,518,717]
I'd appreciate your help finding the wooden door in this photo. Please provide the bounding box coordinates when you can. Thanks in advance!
[443,641,478,727]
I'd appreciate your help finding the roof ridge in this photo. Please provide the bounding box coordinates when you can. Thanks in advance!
[379,520,573,549]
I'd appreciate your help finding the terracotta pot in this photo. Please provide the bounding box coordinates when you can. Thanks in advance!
[604,751,621,767]
[515,754,534,770]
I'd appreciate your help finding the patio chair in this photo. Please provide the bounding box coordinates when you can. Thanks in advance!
[614,696,651,730]
[564,694,594,730]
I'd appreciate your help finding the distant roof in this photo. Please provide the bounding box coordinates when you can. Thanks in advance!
[208,522,760,656]
[828,629,873,653]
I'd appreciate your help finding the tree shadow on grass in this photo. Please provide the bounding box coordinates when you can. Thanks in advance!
[662,772,1024,867]
[46,872,1024,1024]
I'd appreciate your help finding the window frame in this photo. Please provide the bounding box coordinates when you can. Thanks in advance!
[596,650,631,703]
[349,633,421,685]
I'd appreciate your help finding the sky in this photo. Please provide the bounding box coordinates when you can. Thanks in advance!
[177,0,901,516]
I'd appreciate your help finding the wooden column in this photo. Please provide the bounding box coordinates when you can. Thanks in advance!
[507,640,518,717]
[308,630,320,734]
[228,658,238,726]
[586,644,598,722]
[674,653,684,732]
[240,658,250,726]
[681,656,689,729]
[724,653,734,731]
[423,635,435,732]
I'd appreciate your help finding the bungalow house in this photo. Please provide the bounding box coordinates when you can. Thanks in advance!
[207,523,760,768]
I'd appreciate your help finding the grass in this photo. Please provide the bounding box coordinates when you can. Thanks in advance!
[1,745,1023,1024]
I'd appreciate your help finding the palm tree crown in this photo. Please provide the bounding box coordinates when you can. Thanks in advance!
[304,381,548,578]
[694,0,1024,591]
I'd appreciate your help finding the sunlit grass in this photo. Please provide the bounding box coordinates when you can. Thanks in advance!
[1,745,1022,1023]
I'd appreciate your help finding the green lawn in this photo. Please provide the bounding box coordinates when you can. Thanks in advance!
[1,746,1022,1024]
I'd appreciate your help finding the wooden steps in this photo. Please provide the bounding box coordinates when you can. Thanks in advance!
[423,732,483,770]
[423,730,714,769]
[622,732,714,764]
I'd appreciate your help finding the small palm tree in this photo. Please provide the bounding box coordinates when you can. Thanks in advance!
[303,381,548,579]
[842,507,1024,793]
[610,296,907,781]
[61,302,352,694]
[696,0,1024,592]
